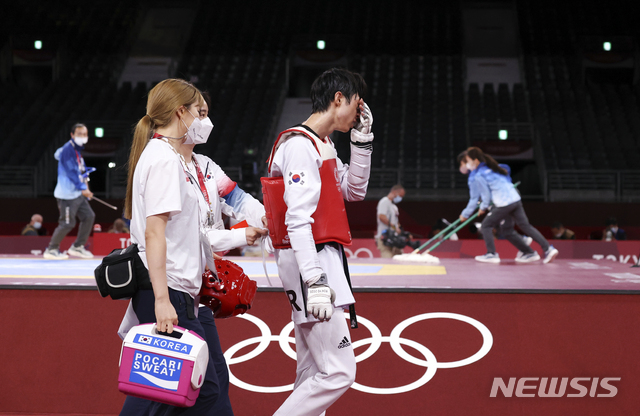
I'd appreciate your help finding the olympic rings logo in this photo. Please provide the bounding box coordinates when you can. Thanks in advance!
[224,312,493,395]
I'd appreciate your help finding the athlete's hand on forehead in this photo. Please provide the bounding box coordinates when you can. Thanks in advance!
[353,100,373,136]
[355,97,363,119]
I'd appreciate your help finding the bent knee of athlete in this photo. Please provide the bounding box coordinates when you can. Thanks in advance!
[329,361,356,390]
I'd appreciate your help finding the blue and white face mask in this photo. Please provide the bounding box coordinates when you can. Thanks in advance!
[393,195,402,204]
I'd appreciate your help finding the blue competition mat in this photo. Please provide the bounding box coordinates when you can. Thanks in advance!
[0,256,444,289]
[0,258,384,279]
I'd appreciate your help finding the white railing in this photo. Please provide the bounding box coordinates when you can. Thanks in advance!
[369,168,467,190]
[546,170,640,202]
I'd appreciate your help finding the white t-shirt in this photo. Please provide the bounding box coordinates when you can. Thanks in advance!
[376,196,398,238]
[202,156,266,228]
[192,153,247,252]
[130,139,204,298]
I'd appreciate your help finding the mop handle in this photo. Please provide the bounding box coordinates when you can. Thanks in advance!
[411,218,461,254]
[91,196,118,210]
[426,212,480,253]
[426,181,521,253]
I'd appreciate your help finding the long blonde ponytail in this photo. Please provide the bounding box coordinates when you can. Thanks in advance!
[124,79,204,219]
[124,115,153,219]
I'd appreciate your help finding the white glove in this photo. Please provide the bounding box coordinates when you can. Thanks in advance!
[354,102,373,134]
[306,274,336,320]
[351,102,374,144]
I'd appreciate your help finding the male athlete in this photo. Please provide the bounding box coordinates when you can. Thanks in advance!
[263,68,373,415]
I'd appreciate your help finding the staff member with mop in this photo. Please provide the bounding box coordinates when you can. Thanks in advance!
[457,150,531,258]
[461,147,558,264]
[44,123,96,260]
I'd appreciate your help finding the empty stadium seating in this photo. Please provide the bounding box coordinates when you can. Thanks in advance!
[1,0,639,201]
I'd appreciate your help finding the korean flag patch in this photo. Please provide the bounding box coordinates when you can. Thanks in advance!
[136,335,153,345]
[288,171,305,186]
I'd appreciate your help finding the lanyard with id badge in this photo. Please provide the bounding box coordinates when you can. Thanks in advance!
[155,135,218,269]
[188,157,220,270]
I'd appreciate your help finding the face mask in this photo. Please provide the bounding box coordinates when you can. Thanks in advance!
[34,222,42,229]
[466,162,475,171]
[73,136,88,146]
[182,110,213,145]
[393,196,402,204]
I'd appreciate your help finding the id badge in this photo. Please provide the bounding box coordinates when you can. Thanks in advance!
[206,210,216,227]
[211,219,224,230]
[200,229,217,271]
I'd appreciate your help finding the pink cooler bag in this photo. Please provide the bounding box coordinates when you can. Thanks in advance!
[118,323,209,407]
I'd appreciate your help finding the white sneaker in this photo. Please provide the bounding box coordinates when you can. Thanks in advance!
[543,246,559,264]
[475,253,500,263]
[515,251,540,263]
[516,236,534,259]
[43,248,69,260]
[67,245,94,259]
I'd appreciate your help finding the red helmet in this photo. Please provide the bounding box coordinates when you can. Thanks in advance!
[199,259,257,319]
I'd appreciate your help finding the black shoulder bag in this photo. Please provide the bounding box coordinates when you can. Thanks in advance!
[94,243,152,300]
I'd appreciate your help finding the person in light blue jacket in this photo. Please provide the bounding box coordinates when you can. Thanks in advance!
[43,123,96,260]
[457,151,531,257]
[460,147,558,264]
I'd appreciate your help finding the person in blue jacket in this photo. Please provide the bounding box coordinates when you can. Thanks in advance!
[457,151,532,258]
[459,147,558,264]
[43,123,96,260]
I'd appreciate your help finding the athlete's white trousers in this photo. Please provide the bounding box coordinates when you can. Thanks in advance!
[273,311,356,416]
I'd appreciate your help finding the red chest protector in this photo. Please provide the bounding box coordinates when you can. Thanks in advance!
[261,127,352,250]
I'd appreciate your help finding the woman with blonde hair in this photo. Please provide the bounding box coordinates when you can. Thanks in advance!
[119,78,222,415]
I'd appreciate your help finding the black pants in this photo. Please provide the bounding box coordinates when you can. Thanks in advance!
[481,200,550,255]
[119,289,221,416]
[48,196,95,250]
[197,306,234,416]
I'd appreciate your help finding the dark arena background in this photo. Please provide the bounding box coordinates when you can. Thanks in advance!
[1,0,640,415]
